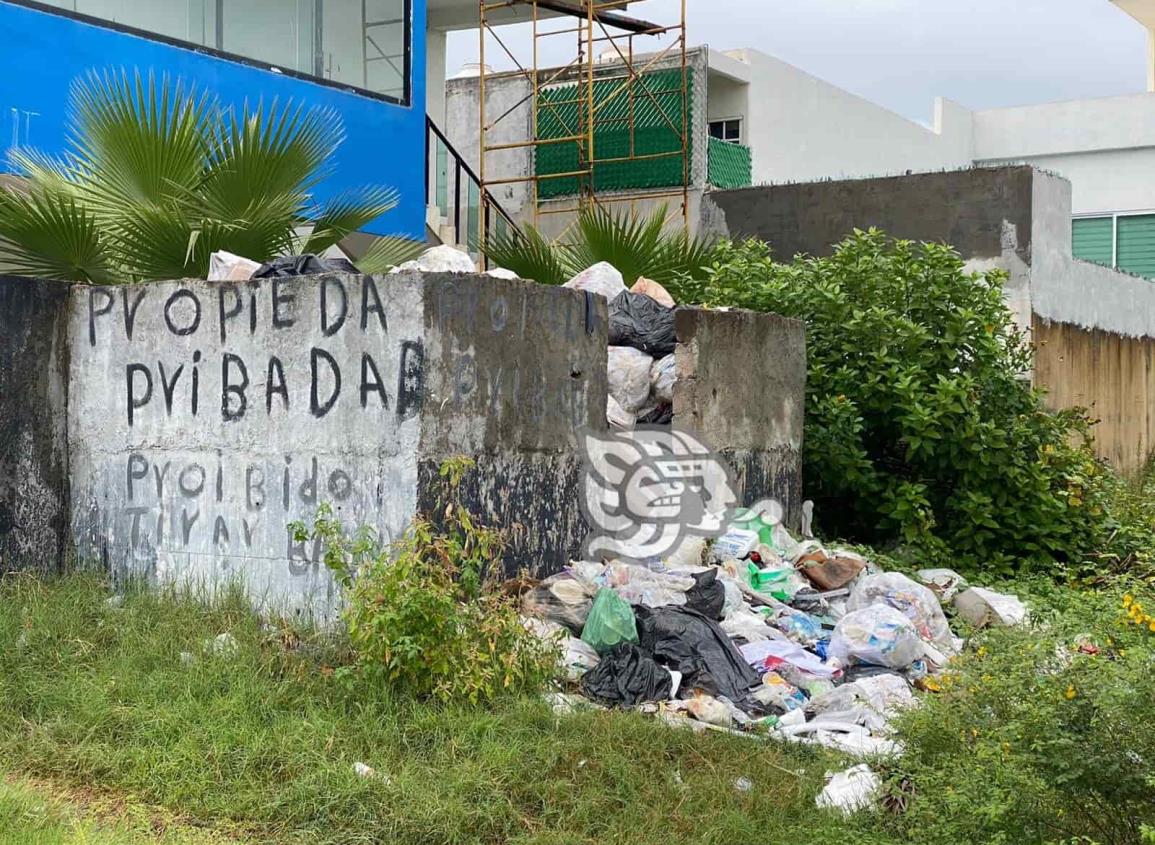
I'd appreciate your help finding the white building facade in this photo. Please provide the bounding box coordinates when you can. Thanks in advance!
[709,37,1155,277]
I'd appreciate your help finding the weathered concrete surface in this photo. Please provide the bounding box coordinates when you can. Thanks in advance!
[0,276,71,574]
[707,166,1036,263]
[673,307,806,527]
[706,166,1038,333]
[68,274,425,617]
[64,272,612,599]
[416,274,608,574]
[1,268,806,602]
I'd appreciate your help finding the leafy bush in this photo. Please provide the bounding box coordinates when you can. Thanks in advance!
[483,203,714,286]
[292,459,559,703]
[875,582,1155,845]
[668,231,1124,576]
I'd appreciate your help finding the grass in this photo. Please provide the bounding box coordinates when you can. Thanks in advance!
[0,573,871,845]
[0,775,231,844]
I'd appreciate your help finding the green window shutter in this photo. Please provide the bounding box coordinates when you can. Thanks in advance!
[1117,214,1155,279]
[1072,217,1113,267]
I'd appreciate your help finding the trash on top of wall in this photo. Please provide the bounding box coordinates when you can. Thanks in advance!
[596,264,678,429]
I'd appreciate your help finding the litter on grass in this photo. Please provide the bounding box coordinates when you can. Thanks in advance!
[519,498,1030,812]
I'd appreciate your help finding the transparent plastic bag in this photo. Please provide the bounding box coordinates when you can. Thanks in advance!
[847,572,953,651]
[828,605,924,670]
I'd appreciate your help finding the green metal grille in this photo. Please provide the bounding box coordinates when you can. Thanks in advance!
[535,68,691,199]
[1117,214,1155,279]
[1072,216,1113,268]
[707,137,752,189]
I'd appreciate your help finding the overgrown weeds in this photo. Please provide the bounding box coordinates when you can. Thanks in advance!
[0,573,849,845]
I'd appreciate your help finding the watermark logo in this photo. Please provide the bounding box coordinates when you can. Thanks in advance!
[579,426,739,563]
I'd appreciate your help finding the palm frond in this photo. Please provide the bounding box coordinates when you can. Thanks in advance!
[482,223,568,285]
[565,204,697,285]
[302,186,400,254]
[66,69,214,215]
[355,235,428,274]
[111,203,202,281]
[0,187,114,283]
[199,100,339,223]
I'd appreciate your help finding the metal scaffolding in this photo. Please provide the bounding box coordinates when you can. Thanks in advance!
[477,0,690,241]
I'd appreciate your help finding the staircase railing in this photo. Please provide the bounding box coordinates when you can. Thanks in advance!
[426,116,518,262]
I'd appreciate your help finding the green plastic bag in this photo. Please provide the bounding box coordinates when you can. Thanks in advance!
[581,588,639,655]
[747,562,797,601]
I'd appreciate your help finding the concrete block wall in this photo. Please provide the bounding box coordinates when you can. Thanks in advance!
[2,271,807,615]
[674,307,805,526]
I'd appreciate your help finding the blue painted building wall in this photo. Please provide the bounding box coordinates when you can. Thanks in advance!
[0,0,427,238]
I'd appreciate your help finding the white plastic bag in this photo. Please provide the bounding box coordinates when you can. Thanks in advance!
[562,637,601,681]
[601,562,695,608]
[564,262,627,300]
[721,608,780,642]
[847,572,954,651]
[828,605,925,670]
[392,244,476,273]
[650,353,676,403]
[815,764,881,815]
[606,395,635,430]
[207,250,260,281]
[953,587,1028,627]
[607,346,653,412]
[917,568,969,603]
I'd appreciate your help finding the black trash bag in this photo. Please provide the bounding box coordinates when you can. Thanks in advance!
[684,569,725,620]
[608,291,676,355]
[580,642,673,707]
[635,606,760,704]
[251,254,359,278]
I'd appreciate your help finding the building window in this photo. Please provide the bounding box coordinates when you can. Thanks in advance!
[709,118,742,145]
[1073,214,1155,279]
[20,0,412,105]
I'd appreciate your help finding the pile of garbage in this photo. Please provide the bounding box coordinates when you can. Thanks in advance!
[518,508,1027,814]
[562,262,678,429]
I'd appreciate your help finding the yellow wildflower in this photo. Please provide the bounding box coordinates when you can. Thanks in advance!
[1065,685,1077,700]
[1123,594,1134,607]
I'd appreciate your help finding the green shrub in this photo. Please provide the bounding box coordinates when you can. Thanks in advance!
[874,582,1155,845]
[670,231,1124,576]
[292,459,559,703]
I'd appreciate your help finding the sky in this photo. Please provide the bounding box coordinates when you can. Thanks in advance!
[447,0,1150,124]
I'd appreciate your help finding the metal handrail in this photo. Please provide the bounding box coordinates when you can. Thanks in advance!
[425,115,518,255]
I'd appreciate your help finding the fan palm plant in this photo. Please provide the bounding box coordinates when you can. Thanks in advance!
[0,70,424,283]
[482,203,714,286]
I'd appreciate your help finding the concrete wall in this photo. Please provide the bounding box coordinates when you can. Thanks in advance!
[66,272,610,614]
[706,165,1155,473]
[706,165,1035,263]
[2,271,807,610]
[674,307,805,526]
[68,274,427,617]
[0,276,71,575]
[414,273,607,574]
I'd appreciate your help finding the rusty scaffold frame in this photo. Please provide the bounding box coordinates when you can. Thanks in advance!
[477,0,690,242]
